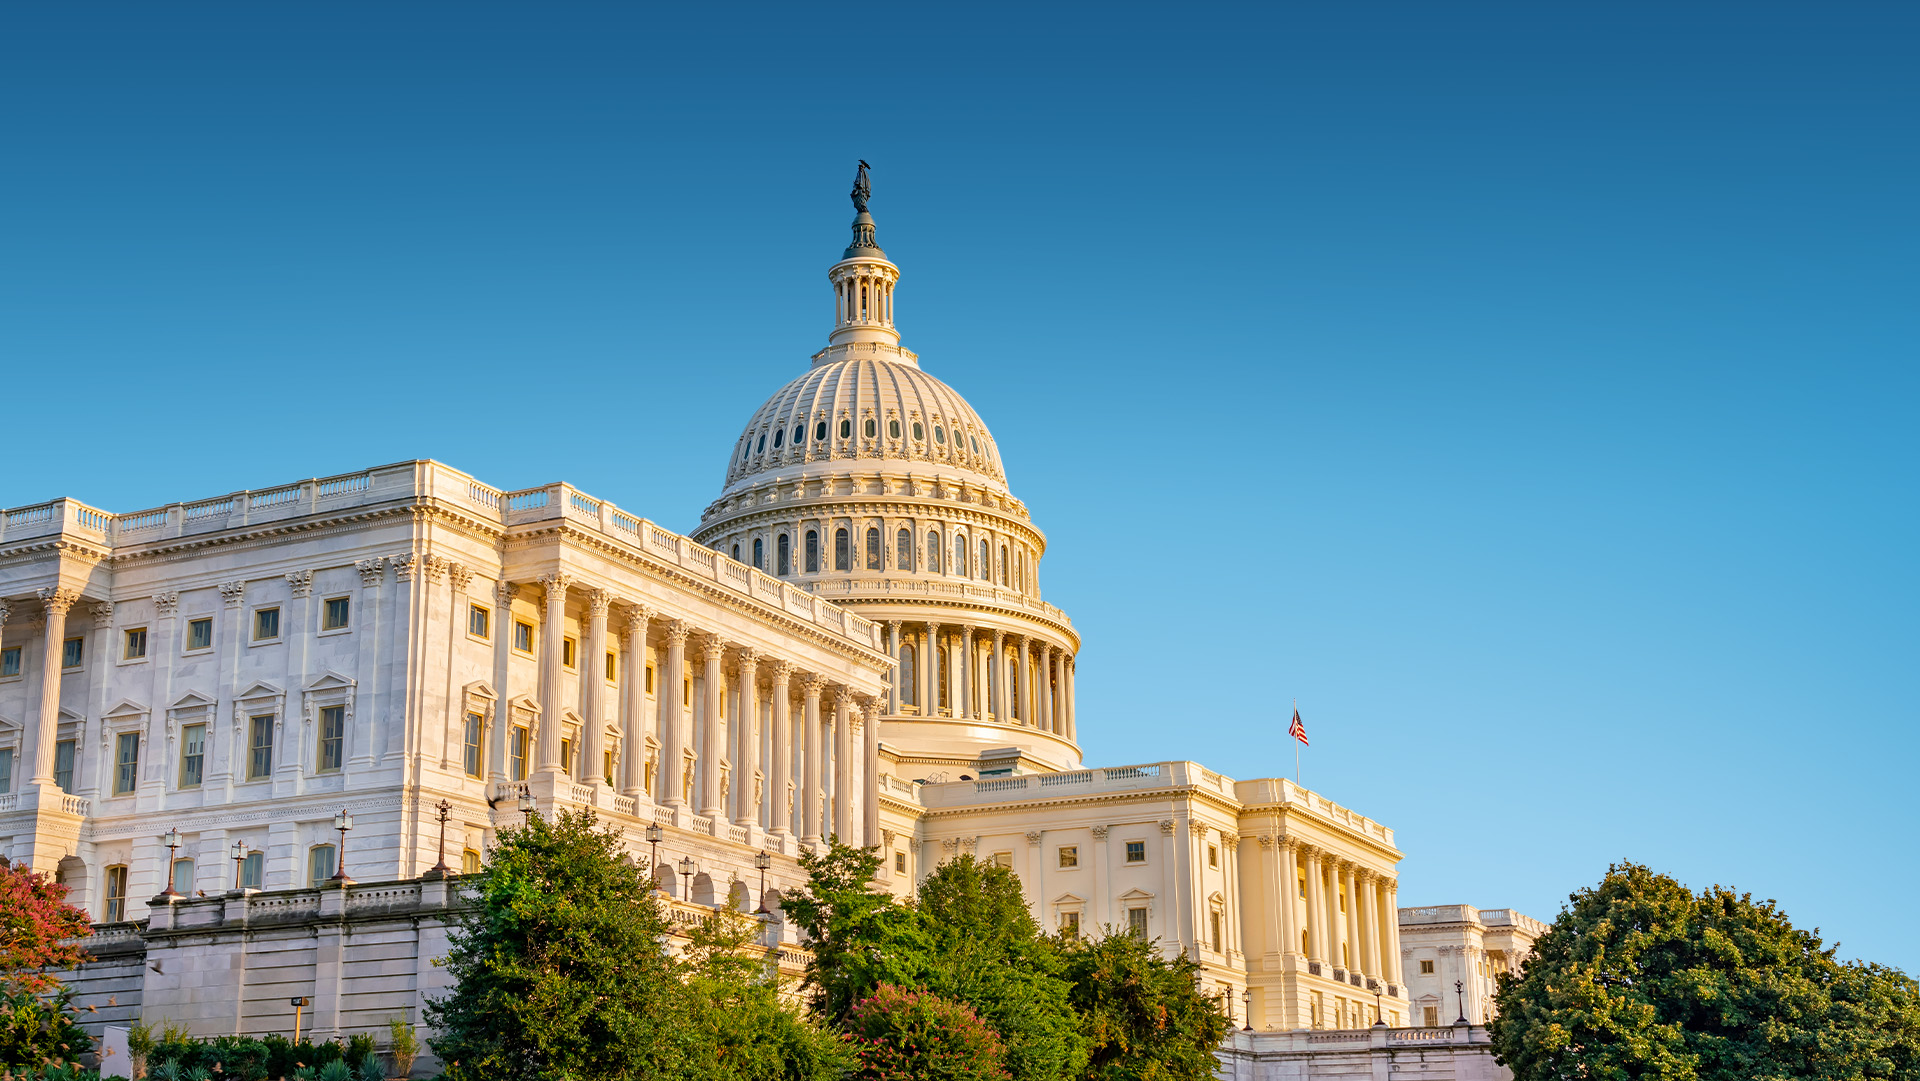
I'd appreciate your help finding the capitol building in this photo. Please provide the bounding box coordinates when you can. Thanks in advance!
[0,176,1534,1066]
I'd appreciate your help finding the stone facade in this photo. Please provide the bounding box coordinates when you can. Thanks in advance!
[1398,905,1548,1026]
[1214,1024,1510,1080]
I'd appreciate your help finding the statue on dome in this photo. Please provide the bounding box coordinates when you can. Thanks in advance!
[851,160,872,213]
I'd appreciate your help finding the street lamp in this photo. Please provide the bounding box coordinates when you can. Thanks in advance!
[753,850,773,914]
[644,823,664,887]
[1373,984,1387,1028]
[230,840,248,891]
[428,798,453,876]
[329,808,355,886]
[1242,987,1253,1031]
[1455,979,1468,1025]
[677,855,695,900]
[157,828,184,903]
[517,785,537,823]
[291,996,310,1043]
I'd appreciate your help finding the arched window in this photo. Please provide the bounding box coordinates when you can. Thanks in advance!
[864,418,877,438]
[740,442,750,461]
[1000,545,1009,586]
[793,424,804,445]
[899,643,917,708]
[896,529,912,571]
[1010,657,1021,720]
[861,285,869,320]
[308,844,337,887]
[816,421,828,442]
[731,543,740,561]
[777,534,791,577]
[772,428,784,449]
[912,421,924,441]
[805,530,820,573]
[835,528,850,571]
[866,528,882,570]
[971,435,981,454]
[926,531,941,573]
[888,419,901,439]
[752,538,764,570]
[955,537,968,577]
[980,540,990,580]
[839,418,851,439]
[934,426,946,444]
[756,433,766,452]
[1015,550,1024,590]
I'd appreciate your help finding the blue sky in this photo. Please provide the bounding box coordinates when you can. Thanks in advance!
[4,5,1914,969]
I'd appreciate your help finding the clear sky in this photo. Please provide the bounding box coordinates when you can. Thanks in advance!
[4,5,1914,970]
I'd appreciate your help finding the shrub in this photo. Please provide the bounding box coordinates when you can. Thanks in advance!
[843,984,1010,1081]
[386,1016,420,1077]
[0,984,93,1068]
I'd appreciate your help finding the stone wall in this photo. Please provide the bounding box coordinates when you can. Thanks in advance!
[1213,1023,1509,1080]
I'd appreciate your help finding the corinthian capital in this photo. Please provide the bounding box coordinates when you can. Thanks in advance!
[152,591,180,617]
[539,572,573,609]
[0,599,11,623]
[736,647,760,673]
[663,620,690,647]
[285,570,314,598]
[219,580,247,607]
[37,587,81,617]
[355,558,386,586]
[586,588,612,617]
[621,605,653,638]
[768,659,795,683]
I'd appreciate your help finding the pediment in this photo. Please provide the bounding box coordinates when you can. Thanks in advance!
[1052,892,1085,906]
[58,706,86,722]
[0,712,20,733]
[103,699,150,720]
[508,694,539,715]
[1117,888,1156,903]
[304,670,357,694]
[236,680,285,703]
[169,690,217,712]
[464,680,498,701]
[1208,890,1225,905]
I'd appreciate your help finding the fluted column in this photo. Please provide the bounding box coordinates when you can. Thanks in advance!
[1015,636,1031,724]
[698,635,726,820]
[28,588,80,787]
[1338,861,1358,971]
[620,607,652,797]
[800,678,824,845]
[862,696,881,846]
[991,629,1008,722]
[1051,649,1065,734]
[832,688,853,841]
[959,626,975,719]
[919,623,936,715]
[1279,838,1302,957]
[886,621,901,714]
[1384,879,1404,986]
[534,574,571,774]
[659,621,689,807]
[580,589,611,786]
[735,649,759,826]
[1357,869,1381,979]
[1303,846,1327,963]
[1064,655,1076,741]
[1037,643,1054,733]
[768,662,794,837]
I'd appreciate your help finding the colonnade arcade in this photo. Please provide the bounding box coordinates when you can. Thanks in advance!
[507,571,882,849]
[884,619,1075,739]
[1258,834,1404,992]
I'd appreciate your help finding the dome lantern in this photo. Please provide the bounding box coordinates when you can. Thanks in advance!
[827,160,903,351]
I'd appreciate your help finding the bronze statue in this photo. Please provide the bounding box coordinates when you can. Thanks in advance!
[851,160,871,213]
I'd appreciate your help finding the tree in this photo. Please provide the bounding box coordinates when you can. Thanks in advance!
[671,901,855,1081]
[1491,861,1920,1081]
[1059,929,1229,1081]
[781,840,931,1022]
[0,859,95,1067]
[843,983,1009,1081]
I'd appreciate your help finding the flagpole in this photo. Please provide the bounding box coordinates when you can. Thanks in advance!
[1293,697,1300,786]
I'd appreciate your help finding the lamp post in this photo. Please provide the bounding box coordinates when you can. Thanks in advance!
[753,850,773,914]
[1455,979,1468,1025]
[517,785,536,823]
[157,828,184,903]
[291,996,310,1043]
[644,823,664,887]
[428,798,453,876]
[329,808,355,886]
[230,840,248,891]
[1373,984,1387,1028]
[677,855,695,900]
[1242,987,1253,1031]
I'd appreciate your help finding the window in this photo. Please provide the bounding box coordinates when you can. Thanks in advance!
[805,530,819,573]
[979,540,990,580]
[103,866,128,922]
[1057,846,1078,868]
[999,546,1009,585]
[756,432,766,453]
[752,537,764,570]
[865,528,881,570]
[1210,908,1223,953]
[184,617,215,651]
[562,637,577,669]
[1423,1006,1440,1028]
[110,732,139,794]
[1060,911,1080,937]
[834,528,850,571]
[955,538,968,577]
[54,740,75,793]
[0,646,19,677]
[1127,906,1149,937]
[1298,868,1308,900]
[777,533,791,576]
[896,529,912,571]
[463,712,484,778]
[123,627,147,660]
[926,531,941,573]
[990,852,1012,870]
[971,435,980,454]
[0,748,11,794]
[510,725,530,780]
[469,604,490,639]
[895,851,907,874]
[462,849,482,874]
[772,428,783,448]
[898,643,916,707]
[248,715,274,779]
[839,418,851,439]
[308,845,337,887]
[172,858,195,893]
[179,723,206,789]
[1339,883,1347,913]
[815,420,828,441]
[934,425,946,444]
[792,424,803,445]
[1208,844,1219,868]
[514,620,535,653]
[1125,841,1146,864]
[603,742,616,785]
[62,637,84,669]
[322,597,351,631]
[606,651,617,682]
[911,421,924,441]
[888,419,901,439]
[645,665,655,693]
[1420,959,1436,975]
[240,851,264,889]
[865,418,877,438]
[317,706,345,772]
[253,607,280,641]
[560,737,574,778]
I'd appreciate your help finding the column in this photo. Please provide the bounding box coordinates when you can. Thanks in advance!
[698,635,726,821]
[488,582,517,782]
[1342,863,1362,973]
[886,621,901,714]
[1302,846,1326,962]
[212,581,245,789]
[1357,869,1381,979]
[1279,838,1302,957]
[768,662,794,837]
[1016,636,1031,725]
[28,587,80,788]
[800,679,824,844]
[1052,650,1066,734]
[535,573,571,774]
[735,649,759,827]
[580,590,611,787]
[1064,655,1076,742]
[832,689,853,841]
[943,629,958,715]
[919,623,936,716]
[620,607,652,797]
[959,626,975,719]
[659,621,689,807]
[1384,879,1404,986]
[1037,644,1054,733]
[861,696,881,847]
[991,629,1007,723]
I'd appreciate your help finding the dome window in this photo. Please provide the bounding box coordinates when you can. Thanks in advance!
[839,419,851,439]
[888,419,901,439]
[926,530,942,573]
[970,435,980,454]
[793,424,804,444]
[740,443,750,461]
[934,426,946,444]
[805,530,820,573]
[865,528,882,570]
[777,534,791,577]
[816,421,829,442]
[912,422,924,441]
[756,433,766,453]
[772,429,784,449]
[864,418,877,438]
[834,528,850,571]
[896,529,913,571]
[753,538,764,570]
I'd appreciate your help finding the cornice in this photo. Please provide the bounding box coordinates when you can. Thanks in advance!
[696,497,1046,551]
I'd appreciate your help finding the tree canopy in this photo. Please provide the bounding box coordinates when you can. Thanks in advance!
[1491,861,1920,1081]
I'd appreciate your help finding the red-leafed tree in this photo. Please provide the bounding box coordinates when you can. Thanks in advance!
[843,984,1011,1081]
[0,859,94,1066]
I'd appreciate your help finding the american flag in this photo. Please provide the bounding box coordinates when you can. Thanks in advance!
[1289,708,1309,746]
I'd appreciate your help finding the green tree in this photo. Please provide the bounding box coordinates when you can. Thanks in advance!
[0,859,96,1066]
[843,983,1009,1081]
[1491,861,1920,1081]
[781,840,931,1022]
[1059,929,1228,1081]
[672,901,855,1080]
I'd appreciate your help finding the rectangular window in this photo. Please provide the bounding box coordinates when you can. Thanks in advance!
[1125,841,1146,864]
[645,665,654,693]
[606,651,617,682]
[322,596,351,631]
[317,705,345,772]
[308,845,337,887]
[1339,884,1348,912]
[560,738,574,779]
[253,607,280,640]
[469,604,490,639]
[1057,846,1078,868]
[895,851,907,875]
[171,858,195,893]
[186,617,214,651]
[114,732,139,795]
[123,627,147,660]
[463,712,484,778]
[1420,959,1435,975]
[514,620,534,654]
[1208,843,1219,868]
[1423,1005,1439,1028]
[1060,911,1081,937]
[248,715,274,779]
[104,866,128,922]
[54,740,75,794]
[462,849,482,874]
[240,851,264,889]
[0,747,12,794]
[1210,909,1223,953]
[1299,868,1308,900]
[62,636,84,669]
[562,637,576,669]
[991,851,1012,870]
[0,646,19,677]
[1127,906,1149,937]
[179,723,206,788]
[510,725,530,781]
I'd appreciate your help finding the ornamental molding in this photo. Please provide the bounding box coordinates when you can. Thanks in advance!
[355,558,386,586]
[37,586,82,616]
[153,591,180,616]
[446,562,474,591]
[494,580,519,606]
[285,570,314,597]
[219,580,247,607]
[1090,824,1109,839]
[389,551,418,582]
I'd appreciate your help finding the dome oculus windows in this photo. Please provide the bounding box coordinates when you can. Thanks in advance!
[934,426,946,444]
[838,419,851,439]
[888,419,901,439]
[793,424,804,445]
[756,433,766,452]
[970,435,980,454]
[815,421,828,442]
[772,429,784,449]
[864,418,877,438]
[912,421,924,441]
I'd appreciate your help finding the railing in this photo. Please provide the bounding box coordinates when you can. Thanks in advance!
[568,491,601,515]
[653,805,676,825]
[692,815,714,834]
[569,784,598,805]
[0,794,15,812]
[612,795,638,817]
[1103,764,1161,780]
[507,489,549,511]
[467,480,504,510]
[183,497,234,520]
[975,777,1028,794]
[59,794,90,816]
[1039,771,1092,787]
[251,484,303,508]
[315,472,371,498]
[729,825,750,845]
[5,504,56,527]
[117,509,166,532]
